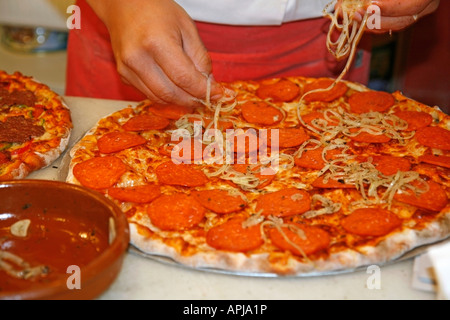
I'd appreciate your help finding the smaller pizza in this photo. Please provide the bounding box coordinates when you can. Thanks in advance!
[0,71,73,180]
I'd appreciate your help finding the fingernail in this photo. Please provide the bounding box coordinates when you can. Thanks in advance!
[210,95,222,102]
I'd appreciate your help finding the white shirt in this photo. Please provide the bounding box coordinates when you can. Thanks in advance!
[174,0,331,26]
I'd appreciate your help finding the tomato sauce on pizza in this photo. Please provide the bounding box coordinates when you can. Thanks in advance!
[67,76,449,275]
[0,71,72,180]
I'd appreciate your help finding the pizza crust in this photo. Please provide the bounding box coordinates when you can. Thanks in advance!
[0,72,73,179]
[65,76,450,276]
[130,210,450,276]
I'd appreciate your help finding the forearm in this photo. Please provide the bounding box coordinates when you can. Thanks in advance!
[85,0,149,27]
[85,0,111,23]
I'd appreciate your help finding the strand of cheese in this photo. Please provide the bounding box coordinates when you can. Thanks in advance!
[0,251,48,280]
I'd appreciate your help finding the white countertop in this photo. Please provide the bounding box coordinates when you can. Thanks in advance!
[26,96,438,300]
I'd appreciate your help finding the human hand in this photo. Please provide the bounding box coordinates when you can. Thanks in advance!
[334,0,440,33]
[369,0,440,33]
[87,0,223,106]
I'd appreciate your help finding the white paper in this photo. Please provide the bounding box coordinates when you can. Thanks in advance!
[412,253,437,293]
[428,242,450,300]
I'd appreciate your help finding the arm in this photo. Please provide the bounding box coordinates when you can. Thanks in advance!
[86,0,223,106]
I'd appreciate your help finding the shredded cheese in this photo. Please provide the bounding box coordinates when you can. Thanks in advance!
[298,107,413,145]
[193,74,237,133]
[318,157,429,208]
[215,165,263,191]
[324,0,370,61]
[303,194,342,219]
[242,213,311,262]
[227,188,249,203]
[0,251,48,280]
[298,0,369,107]
[241,210,265,229]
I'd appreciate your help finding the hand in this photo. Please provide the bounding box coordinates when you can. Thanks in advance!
[367,0,440,33]
[86,0,223,106]
[335,0,440,33]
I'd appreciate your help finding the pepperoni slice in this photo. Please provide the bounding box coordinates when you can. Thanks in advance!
[295,147,343,170]
[341,208,402,237]
[97,132,147,154]
[415,126,450,151]
[159,138,205,162]
[348,91,395,114]
[394,180,448,212]
[266,128,309,148]
[418,154,450,169]
[147,103,193,120]
[122,114,170,131]
[228,129,259,154]
[147,193,205,231]
[302,78,348,102]
[256,79,300,102]
[312,175,356,189]
[188,116,234,130]
[192,189,247,214]
[205,119,234,130]
[348,129,391,143]
[371,155,411,176]
[256,188,311,217]
[268,224,331,256]
[240,101,283,125]
[73,156,127,190]
[155,161,208,187]
[107,185,161,203]
[206,216,264,252]
[393,110,433,132]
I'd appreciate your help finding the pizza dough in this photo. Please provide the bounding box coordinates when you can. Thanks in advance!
[66,76,450,276]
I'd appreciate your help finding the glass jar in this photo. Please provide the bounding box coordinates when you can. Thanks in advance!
[1,25,68,53]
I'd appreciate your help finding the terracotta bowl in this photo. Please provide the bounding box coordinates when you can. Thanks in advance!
[0,180,129,300]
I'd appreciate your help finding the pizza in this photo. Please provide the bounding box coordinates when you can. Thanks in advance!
[65,76,450,275]
[0,71,73,180]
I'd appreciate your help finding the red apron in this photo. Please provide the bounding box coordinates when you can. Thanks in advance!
[66,0,371,101]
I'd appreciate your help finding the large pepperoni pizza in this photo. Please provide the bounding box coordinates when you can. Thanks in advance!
[66,76,450,275]
[0,71,73,180]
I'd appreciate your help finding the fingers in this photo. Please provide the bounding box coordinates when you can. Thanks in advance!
[367,0,440,33]
[371,0,438,17]
[367,15,417,34]
[117,42,222,107]
[151,30,223,103]
[116,35,218,106]
[108,0,224,107]
[181,22,225,101]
